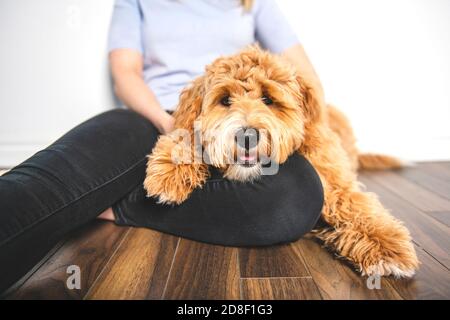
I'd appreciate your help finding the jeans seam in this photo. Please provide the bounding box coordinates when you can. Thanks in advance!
[0,157,147,248]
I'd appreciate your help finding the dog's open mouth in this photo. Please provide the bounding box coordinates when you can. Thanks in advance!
[234,127,261,167]
[236,149,258,167]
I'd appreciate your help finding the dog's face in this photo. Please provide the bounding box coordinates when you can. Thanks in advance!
[173,47,320,181]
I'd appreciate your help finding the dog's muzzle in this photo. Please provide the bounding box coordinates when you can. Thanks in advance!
[235,127,260,150]
[234,127,260,167]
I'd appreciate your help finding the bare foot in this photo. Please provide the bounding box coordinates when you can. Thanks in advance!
[97,207,115,221]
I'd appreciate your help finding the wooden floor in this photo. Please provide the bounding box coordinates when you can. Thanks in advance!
[4,162,450,300]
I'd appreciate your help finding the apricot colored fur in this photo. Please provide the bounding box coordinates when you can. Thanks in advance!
[144,46,419,277]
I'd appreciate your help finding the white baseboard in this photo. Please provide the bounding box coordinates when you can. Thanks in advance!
[0,143,49,168]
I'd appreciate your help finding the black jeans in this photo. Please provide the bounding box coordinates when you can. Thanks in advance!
[0,109,323,294]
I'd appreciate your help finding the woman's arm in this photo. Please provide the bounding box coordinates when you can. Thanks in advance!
[251,0,325,107]
[109,48,174,134]
[282,44,326,108]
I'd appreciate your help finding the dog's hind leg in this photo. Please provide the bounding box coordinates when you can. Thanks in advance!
[326,105,360,172]
[301,124,419,277]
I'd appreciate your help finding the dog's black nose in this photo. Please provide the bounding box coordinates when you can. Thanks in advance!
[235,127,260,150]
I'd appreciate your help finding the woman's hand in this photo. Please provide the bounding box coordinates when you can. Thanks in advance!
[158,111,175,134]
[109,48,172,134]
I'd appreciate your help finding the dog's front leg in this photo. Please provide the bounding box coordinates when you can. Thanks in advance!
[144,132,209,205]
[302,125,419,277]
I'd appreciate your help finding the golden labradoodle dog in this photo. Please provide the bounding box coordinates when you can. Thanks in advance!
[144,47,419,278]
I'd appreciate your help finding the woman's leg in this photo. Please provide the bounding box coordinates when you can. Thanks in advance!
[0,109,159,293]
[112,153,324,247]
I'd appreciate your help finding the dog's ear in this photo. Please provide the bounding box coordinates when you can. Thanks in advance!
[173,75,205,131]
[295,74,324,124]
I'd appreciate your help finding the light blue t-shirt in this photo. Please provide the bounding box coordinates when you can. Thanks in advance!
[108,0,299,110]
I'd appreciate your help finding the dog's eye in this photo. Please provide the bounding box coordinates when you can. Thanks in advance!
[220,95,232,107]
[262,95,273,105]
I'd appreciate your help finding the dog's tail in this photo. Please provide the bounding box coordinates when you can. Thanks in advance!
[358,153,405,171]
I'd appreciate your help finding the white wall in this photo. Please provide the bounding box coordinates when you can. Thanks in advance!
[278,0,450,160]
[0,0,117,167]
[0,0,449,167]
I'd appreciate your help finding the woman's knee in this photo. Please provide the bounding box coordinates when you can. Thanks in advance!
[193,154,323,245]
[112,153,324,247]
[202,153,323,210]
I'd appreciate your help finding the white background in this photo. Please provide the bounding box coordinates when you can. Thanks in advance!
[278,0,450,160]
[0,0,449,167]
[0,0,117,167]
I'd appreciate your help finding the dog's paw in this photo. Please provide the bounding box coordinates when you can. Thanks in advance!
[144,135,209,205]
[362,260,417,278]
[145,180,191,205]
[144,162,199,205]
[359,239,419,278]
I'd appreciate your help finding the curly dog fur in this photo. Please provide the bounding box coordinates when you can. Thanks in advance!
[144,46,419,278]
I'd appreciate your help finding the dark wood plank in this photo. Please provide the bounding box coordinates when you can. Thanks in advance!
[241,278,322,300]
[85,228,179,300]
[8,221,128,300]
[398,165,450,201]
[9,163,449,300]
[163,239,239,300]
[144,236,181,300]
[239,243,310,278]
[3,239,67,299]
[428,212,450,227]
[294,237,403,300]
[384,247,450,300]
[359,174,450,268]
[363,171,450,212]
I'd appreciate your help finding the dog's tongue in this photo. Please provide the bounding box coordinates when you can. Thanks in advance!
[239,154,256,162]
